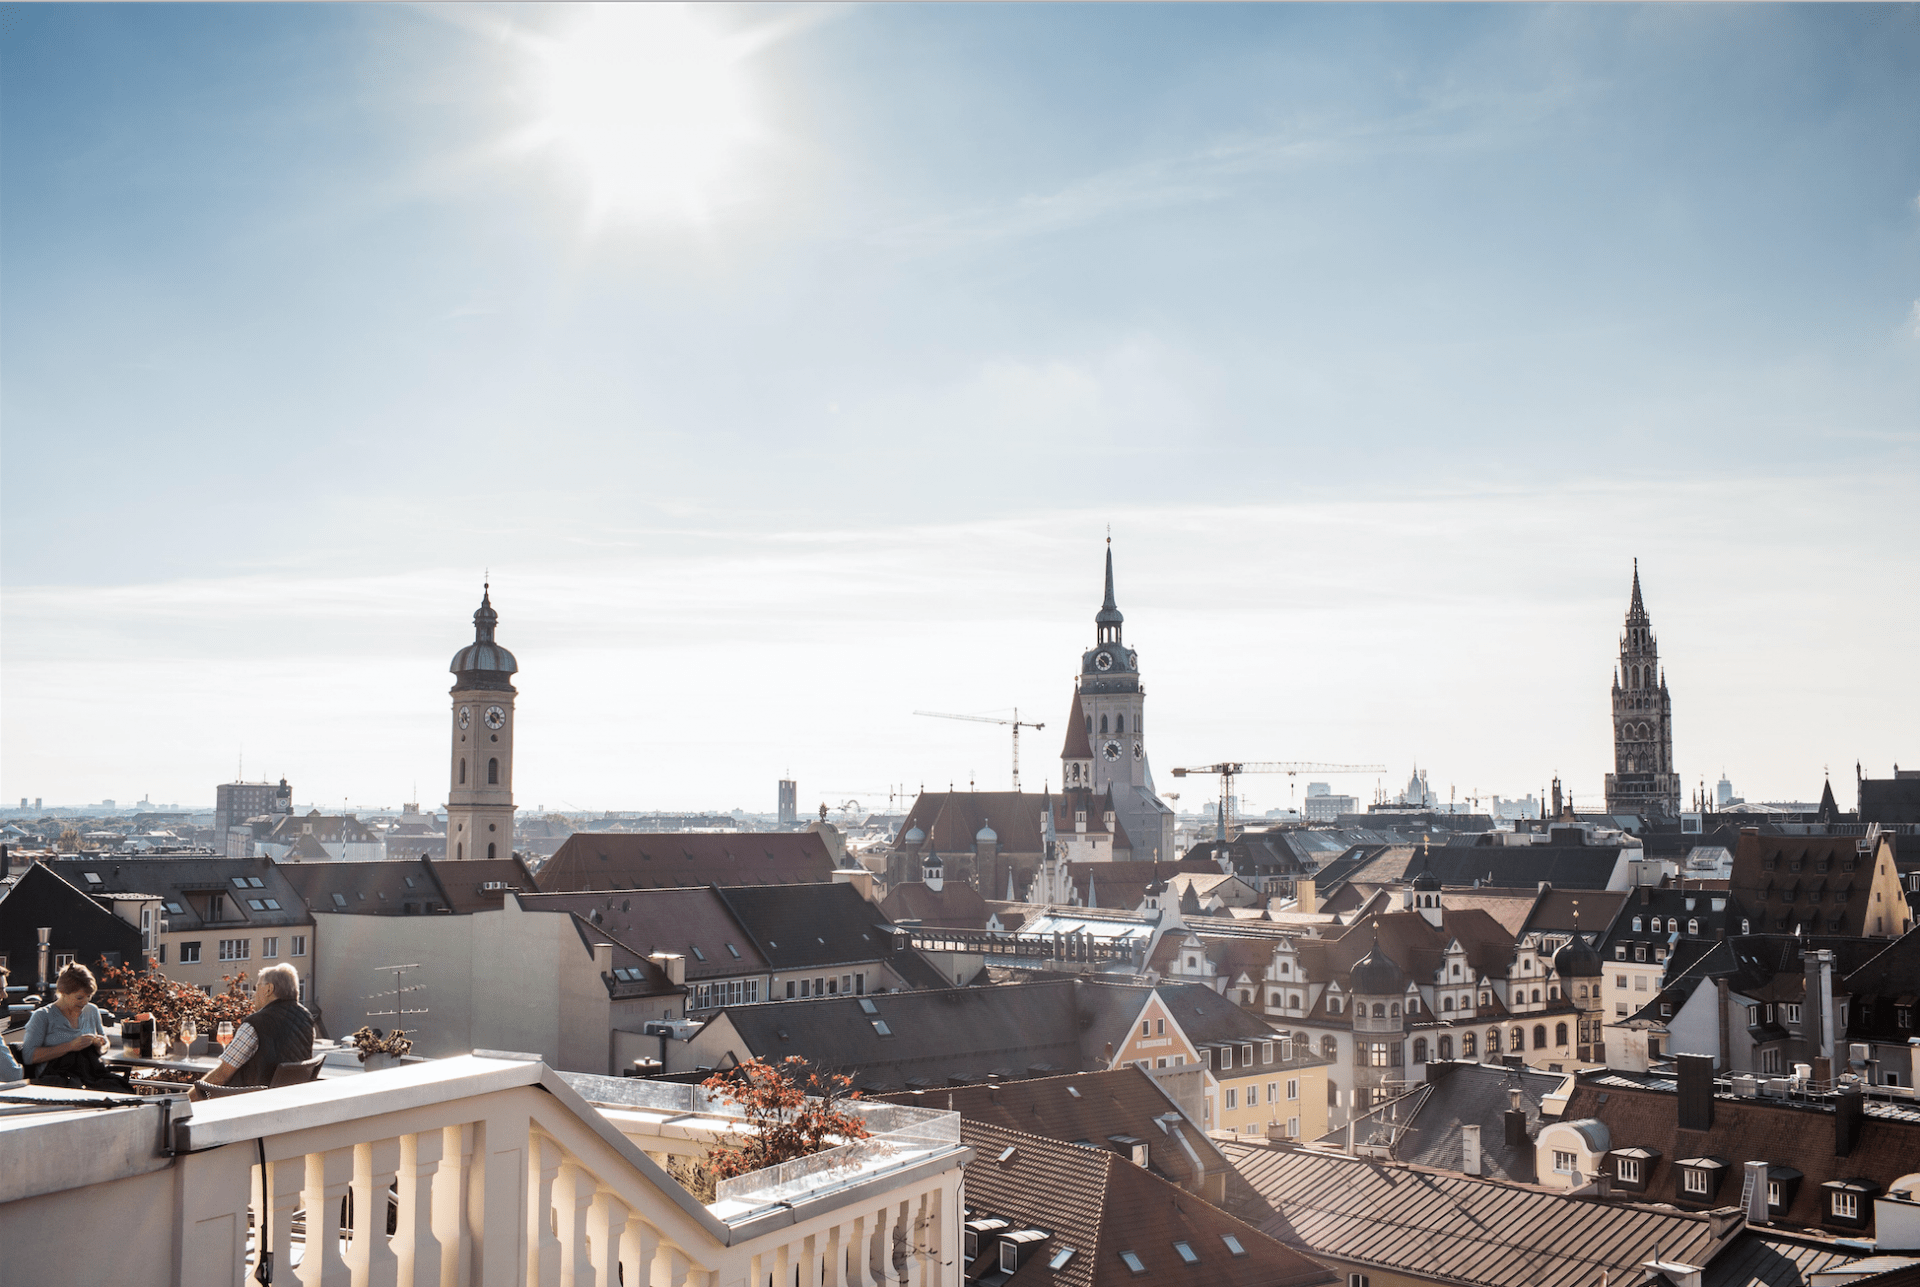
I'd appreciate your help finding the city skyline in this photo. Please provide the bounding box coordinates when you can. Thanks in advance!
[3,5,1916,811]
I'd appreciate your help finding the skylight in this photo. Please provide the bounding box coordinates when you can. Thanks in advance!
[1067,1085,1082,1098]
[860,999,879,1015]
[1173,1241,1199,1264]
[1220,1236,1246,1257]
[332,893,348,908]
[872,1020,893,1037]
[726,943,740,957]
[248,899,266,911]
[689,945,706,961]
[1049,1248,1076,1270]
[263,899,279,910]
[83,872,102,885]
[249,878,265,888]
[997,1146,1017,1163]
[232,877,249,889]
[1120,1251,1147,1275]
[403,877,415,888]
[164,901,184,914]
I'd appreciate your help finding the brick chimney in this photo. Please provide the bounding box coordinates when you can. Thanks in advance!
[649,952,686,986]
[1504,1088,1530,1148]
[1677,1053,1714,1133]
[1835,1083,1864,1157]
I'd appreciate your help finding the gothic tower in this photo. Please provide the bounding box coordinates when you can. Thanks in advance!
[447,585,518,860]
[1603,561,1680,818]
[1059,540,1176,859]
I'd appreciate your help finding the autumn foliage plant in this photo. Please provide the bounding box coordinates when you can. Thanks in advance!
[698,1056,873,1185]
[94,957,254,1041]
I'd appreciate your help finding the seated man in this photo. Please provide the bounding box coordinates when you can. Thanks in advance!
[192,963,313,1100]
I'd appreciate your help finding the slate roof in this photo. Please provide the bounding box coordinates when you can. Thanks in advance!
[425,857,538,912]
[876,1066,1226,1192]
[1701,1229,1886,1287]
[1067,860,1225,911]
[1729,829,1889,937]
[895,792,1052,857]
[1841,927,1920,1044]
[43,855,312,930]
[1221,1141,1746,1287]
[716,882,947,986]
[963,1122,1334,1287]
[1564,1073,1920,1230]
[537,832,834,893]
[516,886,771,980]
[1336,1061,1566,1182]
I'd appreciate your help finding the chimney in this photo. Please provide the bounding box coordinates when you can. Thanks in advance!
[1132,1141,1150,1167]
[1743,1160,1769,1223]
[1504,1088,1529,1148]
[1461,1124,1483,1176]
[1677,1053,1714,1132]
[649,952,686,986]
[1835,1083,1864,1157]
[1297,879,1317,915]
[1804,950,1837,1066]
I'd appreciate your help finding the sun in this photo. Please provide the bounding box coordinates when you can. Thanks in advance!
[530,4,756,223]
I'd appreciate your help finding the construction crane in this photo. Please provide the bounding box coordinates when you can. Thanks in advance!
[914,709,1046,792]
[1170,761,1387,841]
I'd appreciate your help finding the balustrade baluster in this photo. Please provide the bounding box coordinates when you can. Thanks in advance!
[296,1147,354,1287]
[623,1216,660,1287]
[589,1190,630,1287]
[821,1225,843,1287]
[395,1131,445,1287]
[266,1156,303,1284]
[434,1125,470,1287]
[348,1139,402,1287]
[556,1162,596,1287]
[529,1135,564,1287]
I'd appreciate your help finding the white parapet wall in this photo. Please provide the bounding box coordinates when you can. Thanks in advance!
[0,1054,971,1287]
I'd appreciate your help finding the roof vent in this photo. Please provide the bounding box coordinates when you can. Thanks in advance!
[481,880,509,891]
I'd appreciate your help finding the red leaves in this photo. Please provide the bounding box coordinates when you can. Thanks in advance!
[699,1056,871,1182]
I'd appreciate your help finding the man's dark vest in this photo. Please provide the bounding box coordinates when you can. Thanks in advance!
[230,998,315,1087]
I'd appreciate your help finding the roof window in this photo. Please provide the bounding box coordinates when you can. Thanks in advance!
[403,877,415,888]
[164,900,184,914]
[249,877,264,888]
[1067,1085,1082,1098]
[726,943,741,958]
[331,893,348,908]
[233,877,249,889]
[997,1146,1017,1164]
[872,1020,893,1037]
[689,945,706,961]
[1120,1251,1147,1275]
[263,899,279,910]
[84,872,102,885]
[860,999,879,1015]
[1220,1236,1247,1257]
[247,899,266,911]
[1173,1241,1199,1265]
[1049,1248,1076,1271]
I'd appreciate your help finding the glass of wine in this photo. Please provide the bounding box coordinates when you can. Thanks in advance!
[217,1021,235,1048]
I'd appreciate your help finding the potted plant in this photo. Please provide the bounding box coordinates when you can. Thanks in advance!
[347,1026,413,1072]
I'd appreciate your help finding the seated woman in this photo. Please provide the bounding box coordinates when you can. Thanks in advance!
[192,963,313,1100]
[22,962,112,1087]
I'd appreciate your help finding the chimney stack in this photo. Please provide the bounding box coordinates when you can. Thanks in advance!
[1297,878,1317,915]
[1461,1124,1483,1176]
[1504,1088,1530,1148]
[649,952,686,986]
[1835,1083,1865,1157]
[1677,1053,1715,1133]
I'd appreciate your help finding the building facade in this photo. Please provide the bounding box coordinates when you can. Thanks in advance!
[1604,562,1682,818]
[447,585,518,861]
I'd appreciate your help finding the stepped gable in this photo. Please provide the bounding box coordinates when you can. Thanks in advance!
[537,831,834,892]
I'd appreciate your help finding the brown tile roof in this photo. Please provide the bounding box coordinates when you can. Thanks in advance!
[1729,830,1883,937]
[1565,1075,1920,1231]
[1059,693,1092,761]
[1524,887,1630,937]
[537,832,833,892]
[876,1066,1226,1191]
[895,792,1052,857]
[964,1121,1334,1287]
[1429,889,1540,936]
[880,880,992,929]
[424,856,537,912]
[1221,1140,1745,1287]
[1067,860,1224,910]
[516,886,770,979]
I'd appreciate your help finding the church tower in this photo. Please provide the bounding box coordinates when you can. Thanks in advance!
[1059,540,1176,859]
[447,585,518,860]
[1603,561,1680,818]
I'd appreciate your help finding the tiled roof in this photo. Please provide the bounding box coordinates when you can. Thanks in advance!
[880,880,993,929]
[1066,860,1222,910]
[875,1066,1225,1191]
[1059,693,1093,761]
[895,792,1052,857]
[1729,830,1888,937]
[282,858,446,915]
[1564,1074,1920,1230]
[516,886,770,979]
[1702,1229,1883,1287]
[964,1122,1334,1287]
[1221,1141,1744,1287]
[424,857,538,912]
[537,832,834,892]
[1326,1061,1568,1182]
[44,855,313,929]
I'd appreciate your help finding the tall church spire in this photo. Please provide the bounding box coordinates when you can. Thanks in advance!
[1627,558,1649,626]
[1096,536,1124,644]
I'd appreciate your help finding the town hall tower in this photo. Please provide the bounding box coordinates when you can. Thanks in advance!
[1603,561,1681,818]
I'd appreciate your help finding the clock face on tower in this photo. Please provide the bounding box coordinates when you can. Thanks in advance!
[1127,650,1137,669]
[1133,741,1143,761]
[484,705,506,730]
[1094,650,1113,671]
[458,707,471,730]
[1102,739,1122,761]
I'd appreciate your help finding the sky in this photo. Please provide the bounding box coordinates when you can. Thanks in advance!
[3,3,1916,816]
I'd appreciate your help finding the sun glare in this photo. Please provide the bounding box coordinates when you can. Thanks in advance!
[533,4,755,222]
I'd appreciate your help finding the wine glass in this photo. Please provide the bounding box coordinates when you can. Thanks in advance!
[217,1021,234,1048]
[180,1018,197,1047]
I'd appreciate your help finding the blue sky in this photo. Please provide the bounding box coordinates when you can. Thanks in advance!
[3,4,1916,812]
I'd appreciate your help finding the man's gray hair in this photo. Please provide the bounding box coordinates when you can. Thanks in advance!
[257,962,301,1003]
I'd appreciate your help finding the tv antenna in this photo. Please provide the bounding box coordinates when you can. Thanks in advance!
[365,963,430,1026]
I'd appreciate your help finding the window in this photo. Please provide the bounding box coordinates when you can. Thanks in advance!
[1225,1088,1237,1109]
[459,759,466,784]
[262,937,279,958]
[487,757,499,785]
[1618,1158,1642,1184]
[1173,1242,1199,1265]
[1349,1275,1371,1287]
[1220,1046,1234,1069]
[1120,1252,1146,1275]
[331,893,348,908]
[1832,1191,1859,1220]
[1049,1248,1076,1271]
[164,900,185,915]
[1556,1022,1569,1046]
[218,939,250,961]
[1767,1182,1781,1207]
[1687,919,1700,936]
[1000,1243,1020,1275]
[1286,1078,1299,1100]
[1785,1004,1802,1023]
[1616,974,1627,989]
[1632,917,1642,932]
[1156,1018,1165,1036]
[1265,1081,1277,1104]
[1142,1021,1151,1036]
[1554,1150,1577,1174]
[1534,1024,1548,1049]
[1462,1033,1477,1057]
[1683,1169,1709,1196]
[1221,1235,1247,1258]
[180,942,202,963]
[247,899,266,911]
[1262,1041,1273,1062]
[1241,1044,1254,1065]
[290,935,306,957]
[53,952,75,972]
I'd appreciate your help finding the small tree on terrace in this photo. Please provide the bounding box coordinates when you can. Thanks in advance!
[699,1056,872,1185]
[95,957,254,1040]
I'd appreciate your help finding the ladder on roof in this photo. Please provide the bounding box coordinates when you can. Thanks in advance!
[1738,1165,1758,1214]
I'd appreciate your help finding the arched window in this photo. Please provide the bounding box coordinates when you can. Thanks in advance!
[1291,992,1302,1009]
[1413,1037,1428,1063]
[456,842,463,860]
[1442,996,1454,1012]
[1532,988,1542,1003]
[459,759,467,784]
[1533,1024,1548,1049]
[1632,916,1642,932]
[1462,1033,1477,1057]
[1390,1003,1401,1019]
[1407,997,1420,1014]
[1511,1026,1524,1051]
[487,843,496,859]
[1487,1028,1502,1053]
[1100,714,1109,734]
[1742,918,1751,933]
[1085,716,1092,733]
[1555,1022,1569,1046]
[1116,715,1125,733]
[1688,918,1700,936]
[1438,1036,1453,1060]
[487,757,499,785]
[1328,998,1342,1015]
[1372,1003,1386,1018]
[1321,1035,1337,1059]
